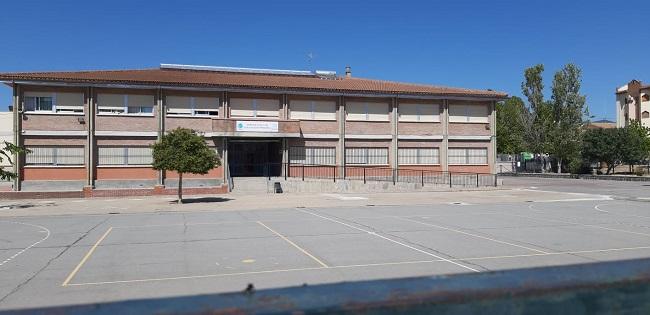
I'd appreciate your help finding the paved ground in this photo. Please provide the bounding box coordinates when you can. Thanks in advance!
[0,177,648,310]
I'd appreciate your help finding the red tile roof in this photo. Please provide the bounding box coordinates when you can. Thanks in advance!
[0,68,507,98]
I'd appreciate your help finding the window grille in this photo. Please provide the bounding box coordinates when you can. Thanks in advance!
[25,146,84,166]
[448,148,488,165]
[289,146,336,165]
[398,148,439,165]
[345,147,388,165]
[98,147,153,165]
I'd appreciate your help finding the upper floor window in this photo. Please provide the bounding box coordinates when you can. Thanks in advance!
[230,98,279,118]
[346,101,390,121]
[97,94,154,115]
[289,100,336,120]
[24,92,84,114]
[399,103,440,122]
[449,104,489,123]
[166,96,219,117]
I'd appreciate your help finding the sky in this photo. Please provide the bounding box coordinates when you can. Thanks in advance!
[0,0,648,121]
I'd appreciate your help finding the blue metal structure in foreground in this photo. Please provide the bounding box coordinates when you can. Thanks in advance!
[5,258,650,314]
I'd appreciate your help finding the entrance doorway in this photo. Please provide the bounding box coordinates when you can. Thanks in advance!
[228,139,282,177]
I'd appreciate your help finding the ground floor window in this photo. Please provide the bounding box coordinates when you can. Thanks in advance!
[289,146,336,165]
[98,146,153,165]
[25,146,85,166]
[398,147,439,165]
[345,147,388,165]
[448,147,488,165]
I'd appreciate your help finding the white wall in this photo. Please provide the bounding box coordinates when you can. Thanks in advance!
[0,112,13,168]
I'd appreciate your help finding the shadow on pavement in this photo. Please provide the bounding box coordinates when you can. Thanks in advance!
[173,197,232,204]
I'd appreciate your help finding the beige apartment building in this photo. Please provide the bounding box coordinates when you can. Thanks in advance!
[616,79,650,128]
[0,64,506,193]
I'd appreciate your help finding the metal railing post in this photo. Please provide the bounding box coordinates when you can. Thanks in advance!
[302,164,305,181]
[421,170,424,187]
[449,172,452,188]
[333,166,336,182]
[476,173,479,187]
[393,169,396,185]
[285,163,287,180]
[363,167,366,184]
[494,173,498,187]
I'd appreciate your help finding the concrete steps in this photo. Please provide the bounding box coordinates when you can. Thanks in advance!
[230,177,270,194]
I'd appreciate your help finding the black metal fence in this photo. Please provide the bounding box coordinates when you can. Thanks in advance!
[230,163,498,187]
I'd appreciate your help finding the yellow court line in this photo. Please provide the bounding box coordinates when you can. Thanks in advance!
[62,227,113,287]
[65,244,650,287]
[256,221,329,268]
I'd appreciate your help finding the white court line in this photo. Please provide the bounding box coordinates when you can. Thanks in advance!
[521,204,650,238]
[0,221,51,267]
[595,204,650,220]
[257,221,329,268]
[396,217,549,254]
[297,209,480,273]
[65,244,650,287]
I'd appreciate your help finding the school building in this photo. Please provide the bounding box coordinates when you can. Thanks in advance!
[0,64,506,194]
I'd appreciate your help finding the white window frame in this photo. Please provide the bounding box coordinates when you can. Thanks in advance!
[398,147,440,165]
[345,147,389,165]
[448,147,488,165]
[289,100,336,121]
[98,94,154,116]
[166,96,219,117]
[230,98,279,118]
[398,103,440,122]
[25,146,85,166]
[289,146,336,165]
[24,92,84,115]
[346,102,390,121]
[98,146,153,166]
[449,104,489,123]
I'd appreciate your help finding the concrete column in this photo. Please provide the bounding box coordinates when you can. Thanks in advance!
[441,99,449,172]
[221,91,229,119]
[12,84,21,191]
[282,94,289,119]
[156,88,165,186]
[337,96,346,178]
[390,97,399,171]
[86,87,96,188]
[490,100,497,174]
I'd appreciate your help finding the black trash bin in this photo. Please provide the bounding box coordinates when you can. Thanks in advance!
[273,182,283,193]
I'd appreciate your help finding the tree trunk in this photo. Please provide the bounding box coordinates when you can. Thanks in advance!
[177,172,183,204]
[557,158,562,174]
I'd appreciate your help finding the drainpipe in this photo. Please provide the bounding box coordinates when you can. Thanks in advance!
[12,83,21,191]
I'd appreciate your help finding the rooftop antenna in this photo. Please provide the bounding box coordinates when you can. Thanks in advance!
[306,52,315,72]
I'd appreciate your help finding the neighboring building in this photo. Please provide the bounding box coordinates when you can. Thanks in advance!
[616,79,650,128]
[0,111,13,168]
[0,64,506,192]
[585,119,616,130]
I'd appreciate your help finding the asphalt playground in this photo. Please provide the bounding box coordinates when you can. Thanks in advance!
[1,177,649,311]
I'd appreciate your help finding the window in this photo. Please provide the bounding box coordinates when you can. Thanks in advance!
[448,148,488,165]
[166,96,219,117]
[399,103,440,122]
[449,104,489,123]
[642,111,650,119]
[398,148,439,165]
[230,98,279,118]
[98,147,153,165]
[25,146,84,166]
[290,146,336,165]
[289,100,336,120]
[97,94,154,115]
[345,147,389,165]
[346,102,389,121]
[24,92,84,114]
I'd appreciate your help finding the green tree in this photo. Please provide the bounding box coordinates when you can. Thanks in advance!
[619,120,650,172]
[582,128,621,174]
[0,141,28,181]
[496,96,528,154]
[152,128,220,203]
[520,64,552,154]
[548,64,588,173]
